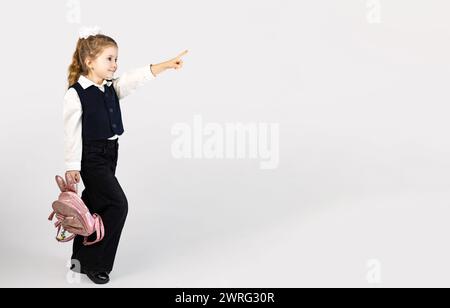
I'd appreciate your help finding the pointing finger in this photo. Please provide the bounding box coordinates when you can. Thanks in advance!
[176,49,188,59]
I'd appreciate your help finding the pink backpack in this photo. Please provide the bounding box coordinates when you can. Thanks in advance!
[48,173,105,246]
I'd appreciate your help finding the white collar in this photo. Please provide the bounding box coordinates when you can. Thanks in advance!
[78,75,113,90]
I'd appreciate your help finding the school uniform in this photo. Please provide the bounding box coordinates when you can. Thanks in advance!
[63,65,156,273]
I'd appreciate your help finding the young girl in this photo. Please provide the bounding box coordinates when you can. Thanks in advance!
[64,26,187,284]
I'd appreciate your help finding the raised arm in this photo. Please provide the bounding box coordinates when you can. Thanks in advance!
[112,65,156,100]
[113,49,188,100]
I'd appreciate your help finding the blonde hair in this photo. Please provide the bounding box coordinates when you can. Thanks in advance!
[67,34,118,88]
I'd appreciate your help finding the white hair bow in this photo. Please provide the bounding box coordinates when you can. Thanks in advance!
[78,25,102,39]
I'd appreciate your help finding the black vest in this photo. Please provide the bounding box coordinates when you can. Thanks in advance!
[70,82,124,141]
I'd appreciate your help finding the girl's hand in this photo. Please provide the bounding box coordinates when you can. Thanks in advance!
[165,49,188,70]
[65,170,81,184]
[150,50,188,77]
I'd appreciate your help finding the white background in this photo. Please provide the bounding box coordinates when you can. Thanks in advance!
[0,0,449,287]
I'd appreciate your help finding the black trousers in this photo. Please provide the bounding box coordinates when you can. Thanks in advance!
[71,138,128,273]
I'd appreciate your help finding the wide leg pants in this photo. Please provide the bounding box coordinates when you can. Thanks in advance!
[71,138,128,273]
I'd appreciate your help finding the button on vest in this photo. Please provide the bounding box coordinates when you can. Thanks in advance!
[70,82,125,141]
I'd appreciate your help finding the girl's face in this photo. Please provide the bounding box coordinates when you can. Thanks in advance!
[87,46,118,80]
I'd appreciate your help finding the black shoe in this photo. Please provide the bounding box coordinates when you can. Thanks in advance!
[86,271,110,284]
[70,264,110,276]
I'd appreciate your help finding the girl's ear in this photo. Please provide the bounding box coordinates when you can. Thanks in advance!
[85,57,93,69]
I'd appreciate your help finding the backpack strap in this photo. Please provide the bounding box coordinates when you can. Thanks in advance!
[48,211,55,221]
[83,214,105,246]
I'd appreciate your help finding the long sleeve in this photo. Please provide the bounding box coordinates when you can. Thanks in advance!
[63,88,83,172]
[112,65,156,100]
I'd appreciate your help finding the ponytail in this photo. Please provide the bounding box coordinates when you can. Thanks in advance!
[67,39,87,88]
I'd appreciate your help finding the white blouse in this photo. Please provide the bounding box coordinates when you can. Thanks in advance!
[63,65,156,171]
